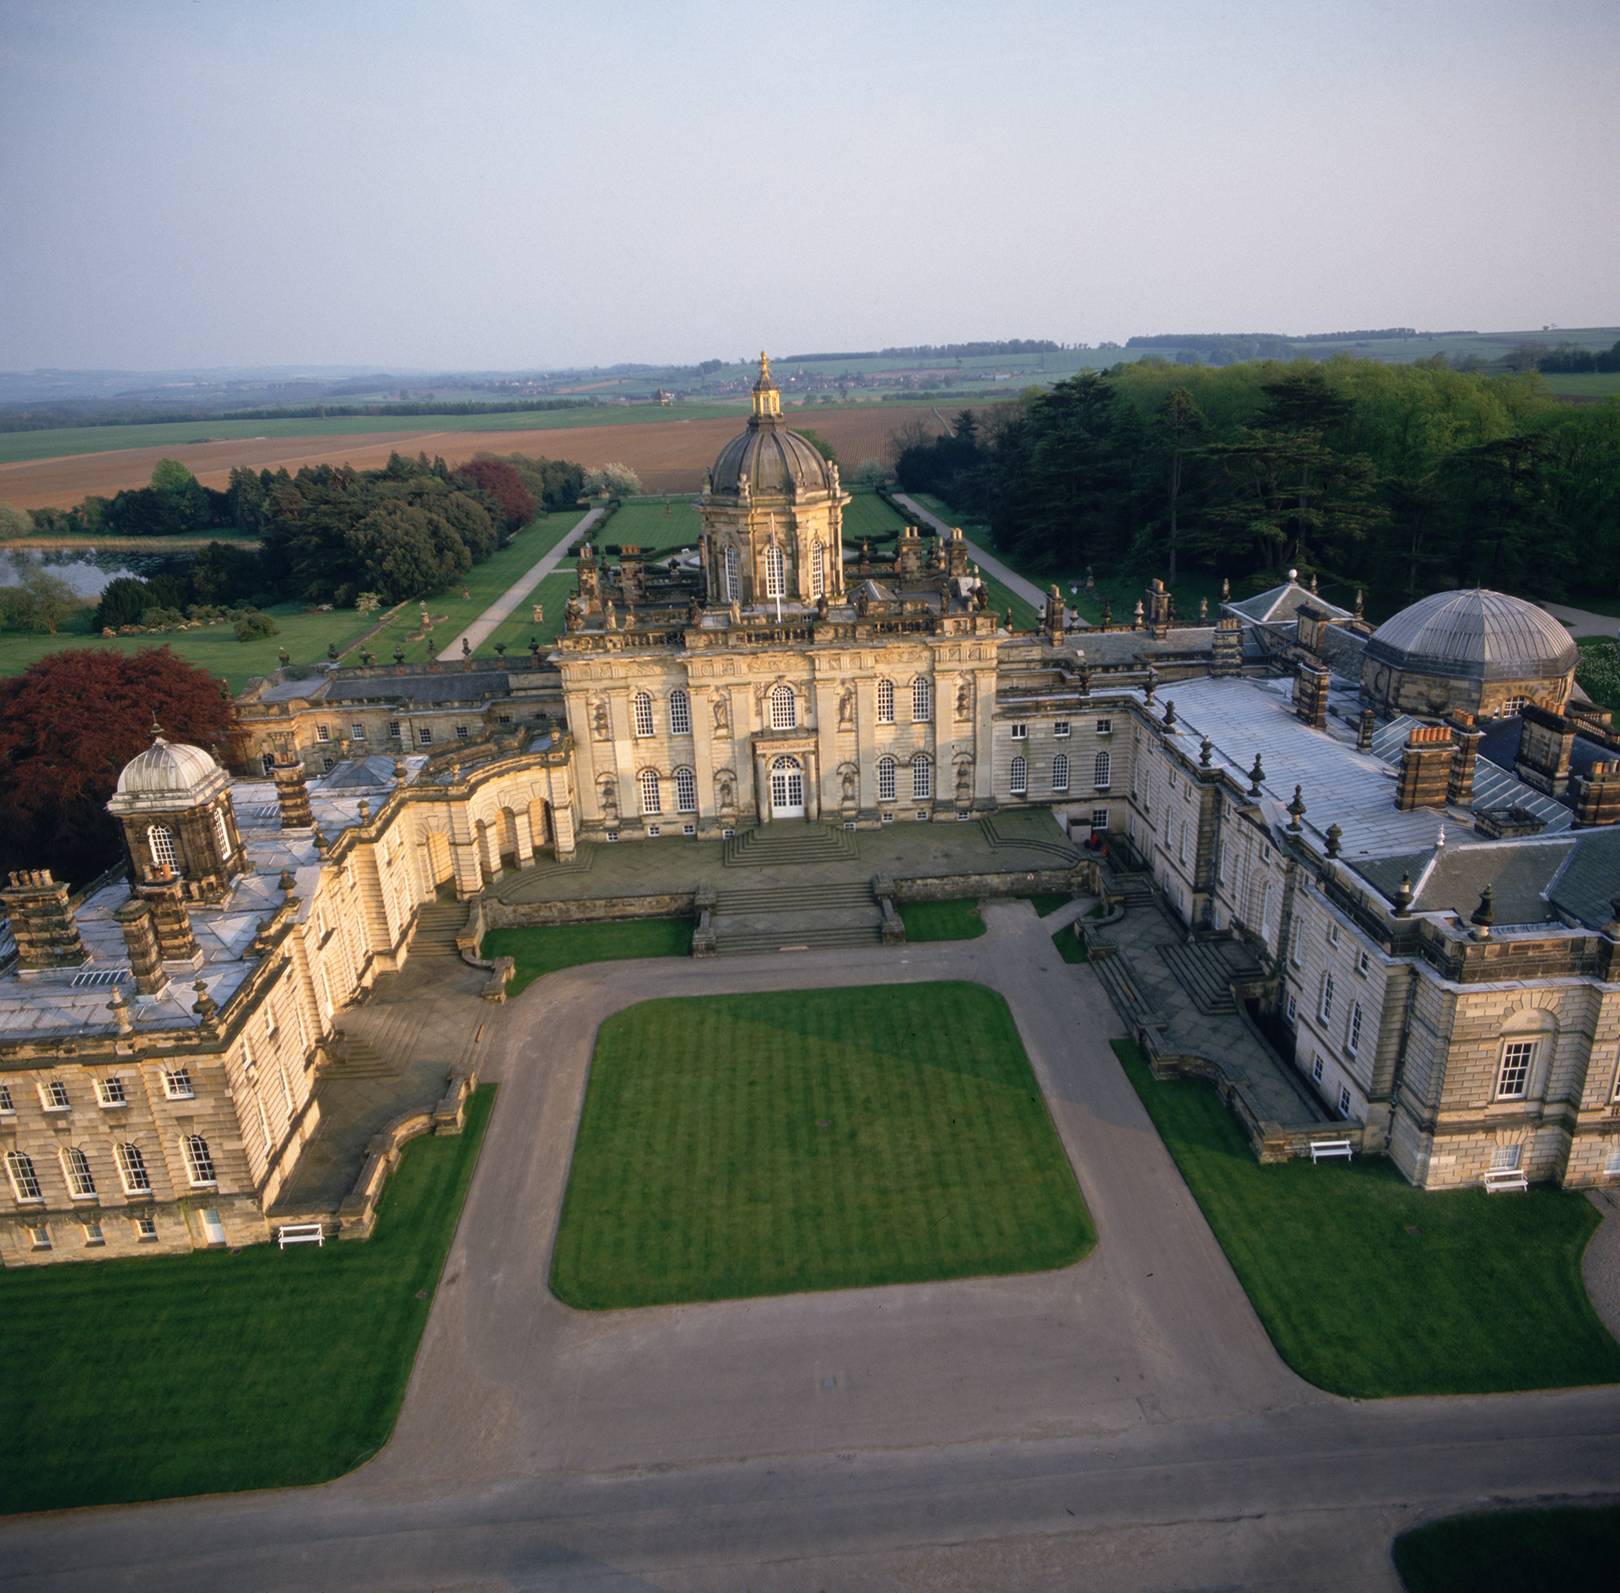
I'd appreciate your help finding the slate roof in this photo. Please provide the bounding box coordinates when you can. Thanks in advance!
[1225,580,1352,625]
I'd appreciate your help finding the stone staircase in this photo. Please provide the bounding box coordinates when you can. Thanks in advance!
[1107,872,1156,909]
[411,900,469,960]
[722,823,859,868]
[711,878,882,955]
[1089,950,1157,1030]
[324,1030,401,1080]
[1157,941,1238,1015]
[978,814,1082,864]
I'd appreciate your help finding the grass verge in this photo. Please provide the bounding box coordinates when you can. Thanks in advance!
[483,918,693,996]
[1112,1039,1620,1396]
[0,1086,493,1514]
[553,982,1093,1307]
[898,898,985,941]
[1393,1502,1620,1591]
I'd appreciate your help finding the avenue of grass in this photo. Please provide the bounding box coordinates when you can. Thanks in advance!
[1393,1502,1620,1591]
[1113,1040,1620,1396]
[552,982,1093,1308]
[482,917,693,996]
[597,495,702,554]
[0,1087,493,1515]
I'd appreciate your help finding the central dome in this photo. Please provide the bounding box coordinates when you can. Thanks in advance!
[1365,589,1578,683]
[707,351,838,499]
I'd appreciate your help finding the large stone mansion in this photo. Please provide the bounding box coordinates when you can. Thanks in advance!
[4,353,1619,1264]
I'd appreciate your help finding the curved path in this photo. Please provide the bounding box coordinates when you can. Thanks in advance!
[437,506,604,661]
[4,902,1619,1589]
[1540,600,1619,640]
[890,491,1084,624]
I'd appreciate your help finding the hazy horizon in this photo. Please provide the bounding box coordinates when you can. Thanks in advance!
[2,0,1617,372]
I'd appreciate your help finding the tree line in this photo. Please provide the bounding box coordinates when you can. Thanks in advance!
[892,357,1620,606]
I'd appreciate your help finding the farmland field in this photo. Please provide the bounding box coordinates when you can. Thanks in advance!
[1539,371,1620,398]
[0,404,950,509]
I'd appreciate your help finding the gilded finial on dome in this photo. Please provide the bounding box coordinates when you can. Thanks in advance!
[751,349,781,419]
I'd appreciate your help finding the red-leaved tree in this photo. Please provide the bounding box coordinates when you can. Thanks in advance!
[0,647,234,887]
[453,457,537,533]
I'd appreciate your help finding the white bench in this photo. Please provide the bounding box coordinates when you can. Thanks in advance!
[276,1222,326,1248]
[1308,1139,1354,1163]
[1483,1168,1529,1194]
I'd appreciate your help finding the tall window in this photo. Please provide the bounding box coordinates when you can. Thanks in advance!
[633,691,654,738]
[674,767,697,813]
[148,824,179,874]
[62,1146,96,1200]
[258,1099,273,1154]
[183,1134,217,1187]
[6,1150,42,1203]
[639,769,662,816]
[1093,750,1111,788]
[811,539,825,599]
[668,689,691,736]
[212,806,233,863]
[1347,1002,1363,1056]
[912,676,932,722]
[1496,1040,1535,1100]
[1052,753,1070,792]
[764,543,785,599]
[116,1143,151,1195]
[1010,754,1028,795]
[770,683,797,730]
[876,679,895,723]
[912,754,933,801]
[877,755,896,802]
[1318,970,1336,1024]
[724,544,741,600]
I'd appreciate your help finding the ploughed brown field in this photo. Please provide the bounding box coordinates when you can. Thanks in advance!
[0,404,948,509]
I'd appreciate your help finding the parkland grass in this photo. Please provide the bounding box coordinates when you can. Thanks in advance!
[597,496,702,554]
[0,1087,493,1514]
[552,982,1093,1308]
[1113,1040,1620,1396]
[482,918,693,996]
[1393,1503,1620,1591]
[1575,636,1620,709]
[897,897,986,941]
[842,489,909,540]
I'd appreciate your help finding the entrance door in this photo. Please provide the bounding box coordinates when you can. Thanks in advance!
[769,756,806,819]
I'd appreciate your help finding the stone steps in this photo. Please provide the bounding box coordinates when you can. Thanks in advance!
[722,824,859,868]
[978,815,1082,863]
[1108,872,1156,907]
[1090,950,1156,1029]
[714,922,884,956]
[325,1032,402,1079]
[1157,941,1237,1015]
[716,881,875,915]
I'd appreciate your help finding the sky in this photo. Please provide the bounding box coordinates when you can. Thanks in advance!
[1,0,1617,372]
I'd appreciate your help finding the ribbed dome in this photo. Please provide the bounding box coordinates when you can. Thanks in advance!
[709,416,837,498]
[109,735,230,811]
[1364,589,1578,683]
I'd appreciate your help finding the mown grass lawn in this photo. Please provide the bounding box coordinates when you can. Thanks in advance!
[483,918,693,996]
[1393,1502,1620,1591]
[553,982,1093,1308]
[0,1088,493,1515]
[898,897,986,941]
[1113,1040,1620,1396]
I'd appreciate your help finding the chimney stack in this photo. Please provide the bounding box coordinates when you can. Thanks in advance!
[135,870,202,967]
[1211,615,1243,676]
[1293,662,1331,730]
[1514,705,1576,798]
[0,869,88,970]
[273,754,313,828]
[114,897,169,995]
[1357,706,1376,751]
[1395,724,1455,811]
[1448,718,1483,808]
[1573,760,1620,827]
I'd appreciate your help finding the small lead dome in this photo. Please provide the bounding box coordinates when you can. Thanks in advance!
[1365,589,1578,683]
[110,727,231,812]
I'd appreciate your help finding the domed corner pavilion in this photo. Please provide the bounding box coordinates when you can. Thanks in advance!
[1359,587,1581,720]
[698,352,850,609]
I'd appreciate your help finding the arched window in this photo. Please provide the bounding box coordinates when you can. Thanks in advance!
[116,1143,151,1195]
[724,544,741,601]
[913,754,933,801]
[876,679,895,724]
[639,769,662,816]
[1052,752,1070,792]
[61,1146,96,1200]
[912,676,932,723]
[633,691,654,738]
[6,1150,42,1203]
[877,755,897,802]
[811,539,825,598]
[148,824,179,874]
[764,542,785,599]
[1010,755,1028,795]
[674,767,697,812]
[212,806,232,863]
[770,683,797,730]
[1093,750,1111,789]
[668,689,691,736]
[183,1134,217,1187]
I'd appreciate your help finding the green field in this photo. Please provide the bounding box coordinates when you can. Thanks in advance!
[897,898,987,941]
[1576,637,1620,709]
[1393,1502,1620,1591]
[1114,1040,1620,1396]
[481,918,694,996]
[842,489,909,541]
[551,982,1094,1308]
[0,404,752,467]
[1539,371,1620,398]
[0,508,587,688]
[596,495,702,554]
[0,1087,492,1515]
